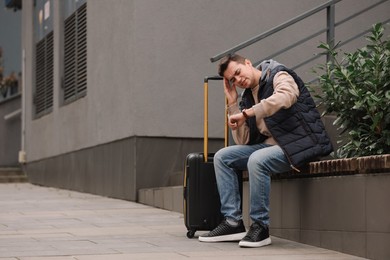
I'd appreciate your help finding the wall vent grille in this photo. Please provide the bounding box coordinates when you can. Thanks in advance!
[63,2,87,104]
[34,31,54,117]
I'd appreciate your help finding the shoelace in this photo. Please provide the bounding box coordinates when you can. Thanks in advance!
[245,223,262,239]
[209,221,230,236]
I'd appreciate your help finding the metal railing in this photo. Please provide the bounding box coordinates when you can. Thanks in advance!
[210,0,389,72]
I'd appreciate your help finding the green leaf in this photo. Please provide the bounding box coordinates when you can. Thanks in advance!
[385,90,390,99]
[311,22,390,158]
[348,88,359,97]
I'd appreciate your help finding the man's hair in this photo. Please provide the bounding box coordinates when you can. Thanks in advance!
[218,54,246,77]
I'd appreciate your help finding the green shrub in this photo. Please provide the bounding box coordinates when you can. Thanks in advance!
[313,23,390,158]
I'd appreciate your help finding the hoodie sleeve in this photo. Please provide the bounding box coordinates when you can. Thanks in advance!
[227,102,250,145]
[252,71,299,119]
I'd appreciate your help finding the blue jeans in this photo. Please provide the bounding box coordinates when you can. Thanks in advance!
[214,143,291,227]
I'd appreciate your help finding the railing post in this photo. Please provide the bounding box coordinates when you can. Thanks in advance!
[326,1,336,64]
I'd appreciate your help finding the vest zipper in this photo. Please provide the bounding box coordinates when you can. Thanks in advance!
[279,144,301,172]
[267,130,301,173]
[289,163,301,173]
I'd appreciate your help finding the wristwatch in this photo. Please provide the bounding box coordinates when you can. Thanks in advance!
[242,109,249,119]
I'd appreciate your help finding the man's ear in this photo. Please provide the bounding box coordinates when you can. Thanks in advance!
[245,59,252,66]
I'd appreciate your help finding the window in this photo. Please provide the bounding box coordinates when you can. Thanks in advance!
[63,2,87,104]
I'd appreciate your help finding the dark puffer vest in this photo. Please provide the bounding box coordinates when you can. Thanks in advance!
[240,65,333,169]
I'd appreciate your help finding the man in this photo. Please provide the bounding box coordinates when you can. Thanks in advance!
[198,54,333,248]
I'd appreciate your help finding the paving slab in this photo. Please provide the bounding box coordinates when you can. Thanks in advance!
[0,183,366,260]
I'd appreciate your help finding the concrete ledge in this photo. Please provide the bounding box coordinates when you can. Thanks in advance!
[267,154,390,260]
[138,186,183,214]
[269,172,390,260]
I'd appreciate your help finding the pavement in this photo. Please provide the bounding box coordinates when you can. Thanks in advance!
[0,183,367,260]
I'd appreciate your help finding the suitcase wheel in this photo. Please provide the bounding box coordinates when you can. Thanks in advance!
[186,229,196,238]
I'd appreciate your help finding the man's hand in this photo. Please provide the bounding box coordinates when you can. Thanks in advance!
[228,112,246,130]
[223,78,238,106]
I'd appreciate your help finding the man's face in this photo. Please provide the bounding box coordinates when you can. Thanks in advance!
[223,60,255,89]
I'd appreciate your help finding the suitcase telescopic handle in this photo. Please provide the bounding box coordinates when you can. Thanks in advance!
[203,76,228,162]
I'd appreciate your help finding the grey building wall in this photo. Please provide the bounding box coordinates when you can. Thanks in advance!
[0,96,21,166]
[21,0,390,200]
